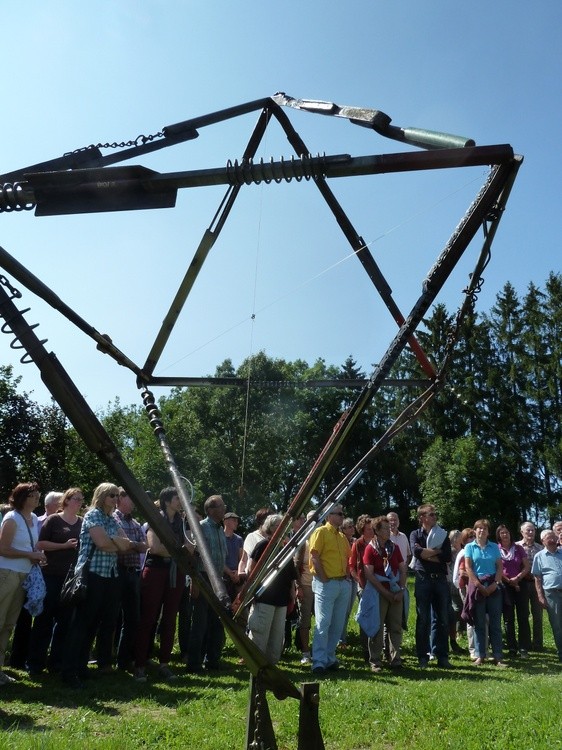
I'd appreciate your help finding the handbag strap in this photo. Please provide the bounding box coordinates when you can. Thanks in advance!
[17,511,36,550]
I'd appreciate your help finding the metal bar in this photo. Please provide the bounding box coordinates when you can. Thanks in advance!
[146,376,430,389]
[272,92,475,150]
[140,387,230,607]
[142,106,274,377]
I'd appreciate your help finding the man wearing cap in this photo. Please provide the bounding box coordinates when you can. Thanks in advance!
[308,505,352,674]
[223,511,243,600]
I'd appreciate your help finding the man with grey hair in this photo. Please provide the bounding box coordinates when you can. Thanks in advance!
[187,494,228,673]
[532,529,562,661]
[553,521,562,547]
[516,521,543,651]
[37,491,62,532]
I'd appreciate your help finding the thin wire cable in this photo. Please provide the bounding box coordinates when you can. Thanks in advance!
[239,176,265,490]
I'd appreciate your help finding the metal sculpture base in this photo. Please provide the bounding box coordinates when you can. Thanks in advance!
[245,674,324,750]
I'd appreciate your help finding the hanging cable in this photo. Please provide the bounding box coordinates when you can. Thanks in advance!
[239,172,265,491]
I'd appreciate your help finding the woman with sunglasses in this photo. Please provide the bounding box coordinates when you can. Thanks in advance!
[27,488,84,676]
[61,483,133,688]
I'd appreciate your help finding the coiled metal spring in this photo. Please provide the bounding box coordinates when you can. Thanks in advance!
[226,153,327,186]
[0,275,47,363]
[0,182,35,212]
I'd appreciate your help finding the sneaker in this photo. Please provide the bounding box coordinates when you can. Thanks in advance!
[519,649,528,658]
[134,668,147,683]
[390,659,403,669]
[158,664,177,681]
[437,660,453,669]
[326,661,340,672]
[300,653,311,665]
[312,666,326,675]
[495,660,509,668]
[370,663,383,673]
[473,658,484,666]
[418,658,429,669]
[0,671,15,685]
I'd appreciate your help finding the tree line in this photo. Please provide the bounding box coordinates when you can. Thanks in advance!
[1,273,560,536]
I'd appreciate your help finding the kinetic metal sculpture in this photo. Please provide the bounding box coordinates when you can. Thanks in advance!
[0,94,522,749]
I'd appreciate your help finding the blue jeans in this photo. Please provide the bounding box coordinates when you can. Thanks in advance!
[414,573,449,660]
[544,589,562,660]
[311,578,351,669]
[473,585,503,659]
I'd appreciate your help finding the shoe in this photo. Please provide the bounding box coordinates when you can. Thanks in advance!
[519,649,528,658]
[0,671,15,685]
[134,668,147,683]
[186,664,204,674]
[370,663,382,673]
[312,666,326,675]
[98,665,115,675]
[326,661,340,672]
[418,658,428,669]
[300,654,311,665]
[495,660,509,668]
[450,641,465,655]
[437,660,453,669]
[158,664,177,681]
[473,658,484,666]
[390,659,403,669]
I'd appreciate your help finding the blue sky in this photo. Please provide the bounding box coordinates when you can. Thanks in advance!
[0,2,560,410]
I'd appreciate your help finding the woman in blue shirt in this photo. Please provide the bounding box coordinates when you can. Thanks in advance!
[464,518,507,667]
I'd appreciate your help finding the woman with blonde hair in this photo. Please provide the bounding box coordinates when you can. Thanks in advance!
[61,483,132,688]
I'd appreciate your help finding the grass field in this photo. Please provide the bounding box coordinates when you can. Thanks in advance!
[1,593,561,750]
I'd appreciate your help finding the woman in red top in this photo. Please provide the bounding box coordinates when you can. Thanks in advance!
[363,516,407,672]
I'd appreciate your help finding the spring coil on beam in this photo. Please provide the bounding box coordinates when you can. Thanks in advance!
[225,153,326,186]
[0,276,47,363]
[141,387,165,437]
[0,182,36,212]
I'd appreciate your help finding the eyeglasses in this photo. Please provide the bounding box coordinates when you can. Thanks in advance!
[71,496,84,503]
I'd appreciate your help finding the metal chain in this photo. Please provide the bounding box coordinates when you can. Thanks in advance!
[65,130,165,155]
[0,274,22,300]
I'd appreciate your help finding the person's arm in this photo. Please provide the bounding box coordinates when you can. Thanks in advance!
[309,549,327,583]
[364,563,394,602]
[146,528,171,556]
[534,574,548,609]
[37,518,78,552]
[0,518,46,563]
[464,554,484,592]
[89,524,132,553]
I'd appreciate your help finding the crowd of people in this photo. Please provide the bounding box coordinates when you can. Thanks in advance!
[0,482,561,688]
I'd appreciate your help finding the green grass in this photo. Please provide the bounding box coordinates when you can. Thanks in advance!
[1,596,561,750]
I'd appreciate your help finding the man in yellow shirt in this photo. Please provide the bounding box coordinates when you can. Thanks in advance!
[309,504,352,674]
